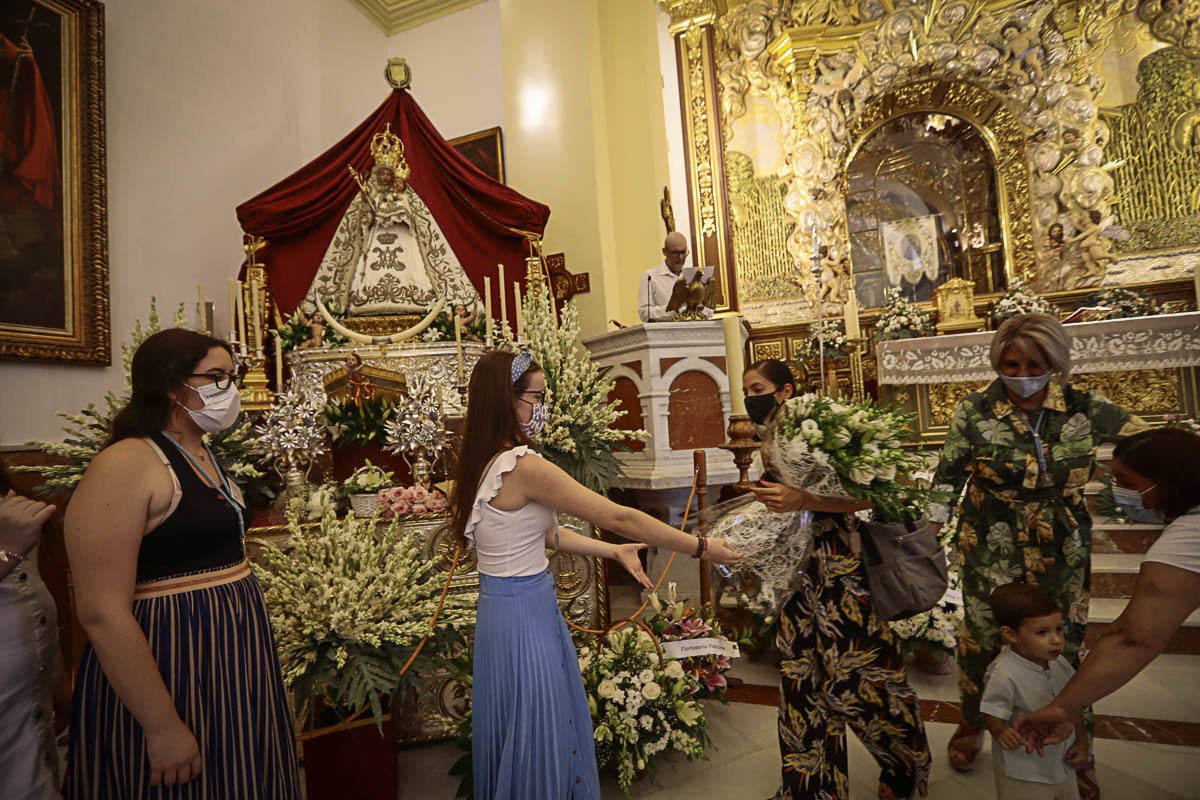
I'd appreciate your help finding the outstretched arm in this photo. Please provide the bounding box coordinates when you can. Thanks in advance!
[545,526,651,590]
[513,455,741,563]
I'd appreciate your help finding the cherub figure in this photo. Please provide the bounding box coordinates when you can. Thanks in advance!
[1000,21,1045,82]
[811,57,865,133]
[345,351,376,406]
[1067,210,1118,281]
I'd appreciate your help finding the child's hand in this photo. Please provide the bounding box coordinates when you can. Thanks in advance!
[1064,740,1089,768]
[994,727,1025,751]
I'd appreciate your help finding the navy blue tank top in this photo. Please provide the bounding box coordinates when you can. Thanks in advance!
[135,431,246,583]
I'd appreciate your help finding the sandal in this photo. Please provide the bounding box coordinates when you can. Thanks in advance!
[947,722,984,773]
[1076,761,1100,800]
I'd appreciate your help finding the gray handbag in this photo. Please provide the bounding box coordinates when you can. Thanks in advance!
[857,517,948,621]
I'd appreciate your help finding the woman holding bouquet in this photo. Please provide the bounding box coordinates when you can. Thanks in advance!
[742,359,931,800]
[929,314,1144,798]
[449,350,740,800]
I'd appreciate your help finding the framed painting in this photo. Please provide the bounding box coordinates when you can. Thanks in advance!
[448,126,505,184]
[0,0,109,364]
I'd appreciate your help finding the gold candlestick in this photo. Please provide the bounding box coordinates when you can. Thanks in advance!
[719,414,760,496]
[847,337,867,403]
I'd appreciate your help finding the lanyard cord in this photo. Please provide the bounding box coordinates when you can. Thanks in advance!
[1014,408,1049,476]
[162,435,245,537]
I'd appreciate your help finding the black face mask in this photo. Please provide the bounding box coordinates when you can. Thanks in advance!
[745,392,777,425]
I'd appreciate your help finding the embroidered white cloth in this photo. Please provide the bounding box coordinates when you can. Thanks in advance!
[876,312,1200,385]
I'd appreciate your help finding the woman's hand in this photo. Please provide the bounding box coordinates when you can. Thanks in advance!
[750,480,810,512]
[703,537,742,564]
[0,490,55,557]
[1064,739,1089,768]
[145,718,202,787]
[1014,703,1077,755]
[611,543,652,590]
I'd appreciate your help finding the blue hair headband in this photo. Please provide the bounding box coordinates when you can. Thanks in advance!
[511,351,533,384]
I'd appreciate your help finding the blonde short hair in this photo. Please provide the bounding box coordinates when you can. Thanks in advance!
[989,313,1071,382]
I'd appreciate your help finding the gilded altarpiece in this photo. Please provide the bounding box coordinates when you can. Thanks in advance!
[663,2,1200,431]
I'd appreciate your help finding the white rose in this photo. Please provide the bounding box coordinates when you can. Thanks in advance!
[800,419,820,435]
[598,679,616,698]
[638,669,655,683]
[664,660,685,679]
[876,464,897,481]
[850,465,874,485]
[642,681,662,700]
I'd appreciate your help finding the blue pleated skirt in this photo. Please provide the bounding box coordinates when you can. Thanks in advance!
[473,571,601,800]
[66,572,302,799]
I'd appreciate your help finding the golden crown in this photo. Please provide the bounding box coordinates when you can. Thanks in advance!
[370,123,410,179]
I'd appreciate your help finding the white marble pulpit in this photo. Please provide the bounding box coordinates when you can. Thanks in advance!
[583,320,745,496]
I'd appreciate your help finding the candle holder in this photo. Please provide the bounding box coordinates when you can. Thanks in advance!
[241,353,274,411]
[719,414,760,496]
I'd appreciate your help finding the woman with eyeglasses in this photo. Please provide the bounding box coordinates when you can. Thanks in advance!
[64,328,300,797]
[450,351,740,800]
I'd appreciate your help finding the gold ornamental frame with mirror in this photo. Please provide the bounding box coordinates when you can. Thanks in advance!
[844,80,1035,302]
[0,0,109,364]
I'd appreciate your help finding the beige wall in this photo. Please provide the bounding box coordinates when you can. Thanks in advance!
[1,0,675,444]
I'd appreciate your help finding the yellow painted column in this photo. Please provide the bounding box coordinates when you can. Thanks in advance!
[500,0,672,335]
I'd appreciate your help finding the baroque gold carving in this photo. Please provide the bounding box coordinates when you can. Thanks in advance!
[929,380,990,426]
[750,339,785,362]
[1074,369,1181,414]
[685,27,719,238]
[1136,0,1200,57]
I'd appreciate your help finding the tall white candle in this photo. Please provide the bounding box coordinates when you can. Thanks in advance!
[514,282,524,338]
[722,314,748,416]
[227,278,237,340]
[845,286,861,339]
[274,336,284,390]
[498,263,507,330]
[484,277,494,347]
[197,285,206,334]
[235,281,246,347]
[454,314,465,383]
[1194,265,1200,308]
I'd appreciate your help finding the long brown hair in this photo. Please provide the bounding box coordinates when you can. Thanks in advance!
[449,351,542,546]
[106,328,233,448]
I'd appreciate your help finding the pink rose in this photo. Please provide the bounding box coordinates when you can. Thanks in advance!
[427,492,448,512]
[408,485,429,503]
[390,497,412,516]
[411,503,428,515]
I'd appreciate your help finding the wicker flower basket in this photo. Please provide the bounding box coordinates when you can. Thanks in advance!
[349,493,380,518]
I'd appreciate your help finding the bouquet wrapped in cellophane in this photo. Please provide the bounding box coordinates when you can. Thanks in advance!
[701,394,933,604]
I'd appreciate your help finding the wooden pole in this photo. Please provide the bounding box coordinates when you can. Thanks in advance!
[694,449,709,608]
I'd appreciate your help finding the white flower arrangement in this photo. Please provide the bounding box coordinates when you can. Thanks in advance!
[500,280,648,493]
[252,511,475,728]
[874,288,935,342]
[1082,287,1160,320]
[13,298,266,496]
[990,278,1052,324]
[579,626,709,796]
[708,395,940,602]
[342,460,394,495]
[795,318,849,361]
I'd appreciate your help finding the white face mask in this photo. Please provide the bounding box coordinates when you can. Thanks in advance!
[1000,372,1053,398]
[521,402,548,439]
[179,382,242,433]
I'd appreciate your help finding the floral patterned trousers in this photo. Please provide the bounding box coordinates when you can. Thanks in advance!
[775,527,931,800]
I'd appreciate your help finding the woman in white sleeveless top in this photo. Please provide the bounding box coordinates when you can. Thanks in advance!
[449,351,740,800]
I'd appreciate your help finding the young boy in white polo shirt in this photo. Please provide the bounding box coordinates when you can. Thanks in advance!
[980,583,1089,799]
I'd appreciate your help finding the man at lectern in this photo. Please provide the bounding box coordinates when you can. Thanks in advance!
[638,232,713,322]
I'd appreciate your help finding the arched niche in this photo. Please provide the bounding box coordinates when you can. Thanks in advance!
[667,370,725,451]
[845,80,1035,303]
[607,376,646,453]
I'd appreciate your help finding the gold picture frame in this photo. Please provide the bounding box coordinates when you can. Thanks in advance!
[448,126,505,185]
[0,0,109,364]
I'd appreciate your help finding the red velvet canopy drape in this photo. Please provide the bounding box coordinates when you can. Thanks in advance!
[236,90,550,317]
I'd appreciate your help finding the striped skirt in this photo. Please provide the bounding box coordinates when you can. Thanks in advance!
[472,571,600,800]
[67,563,301,799]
